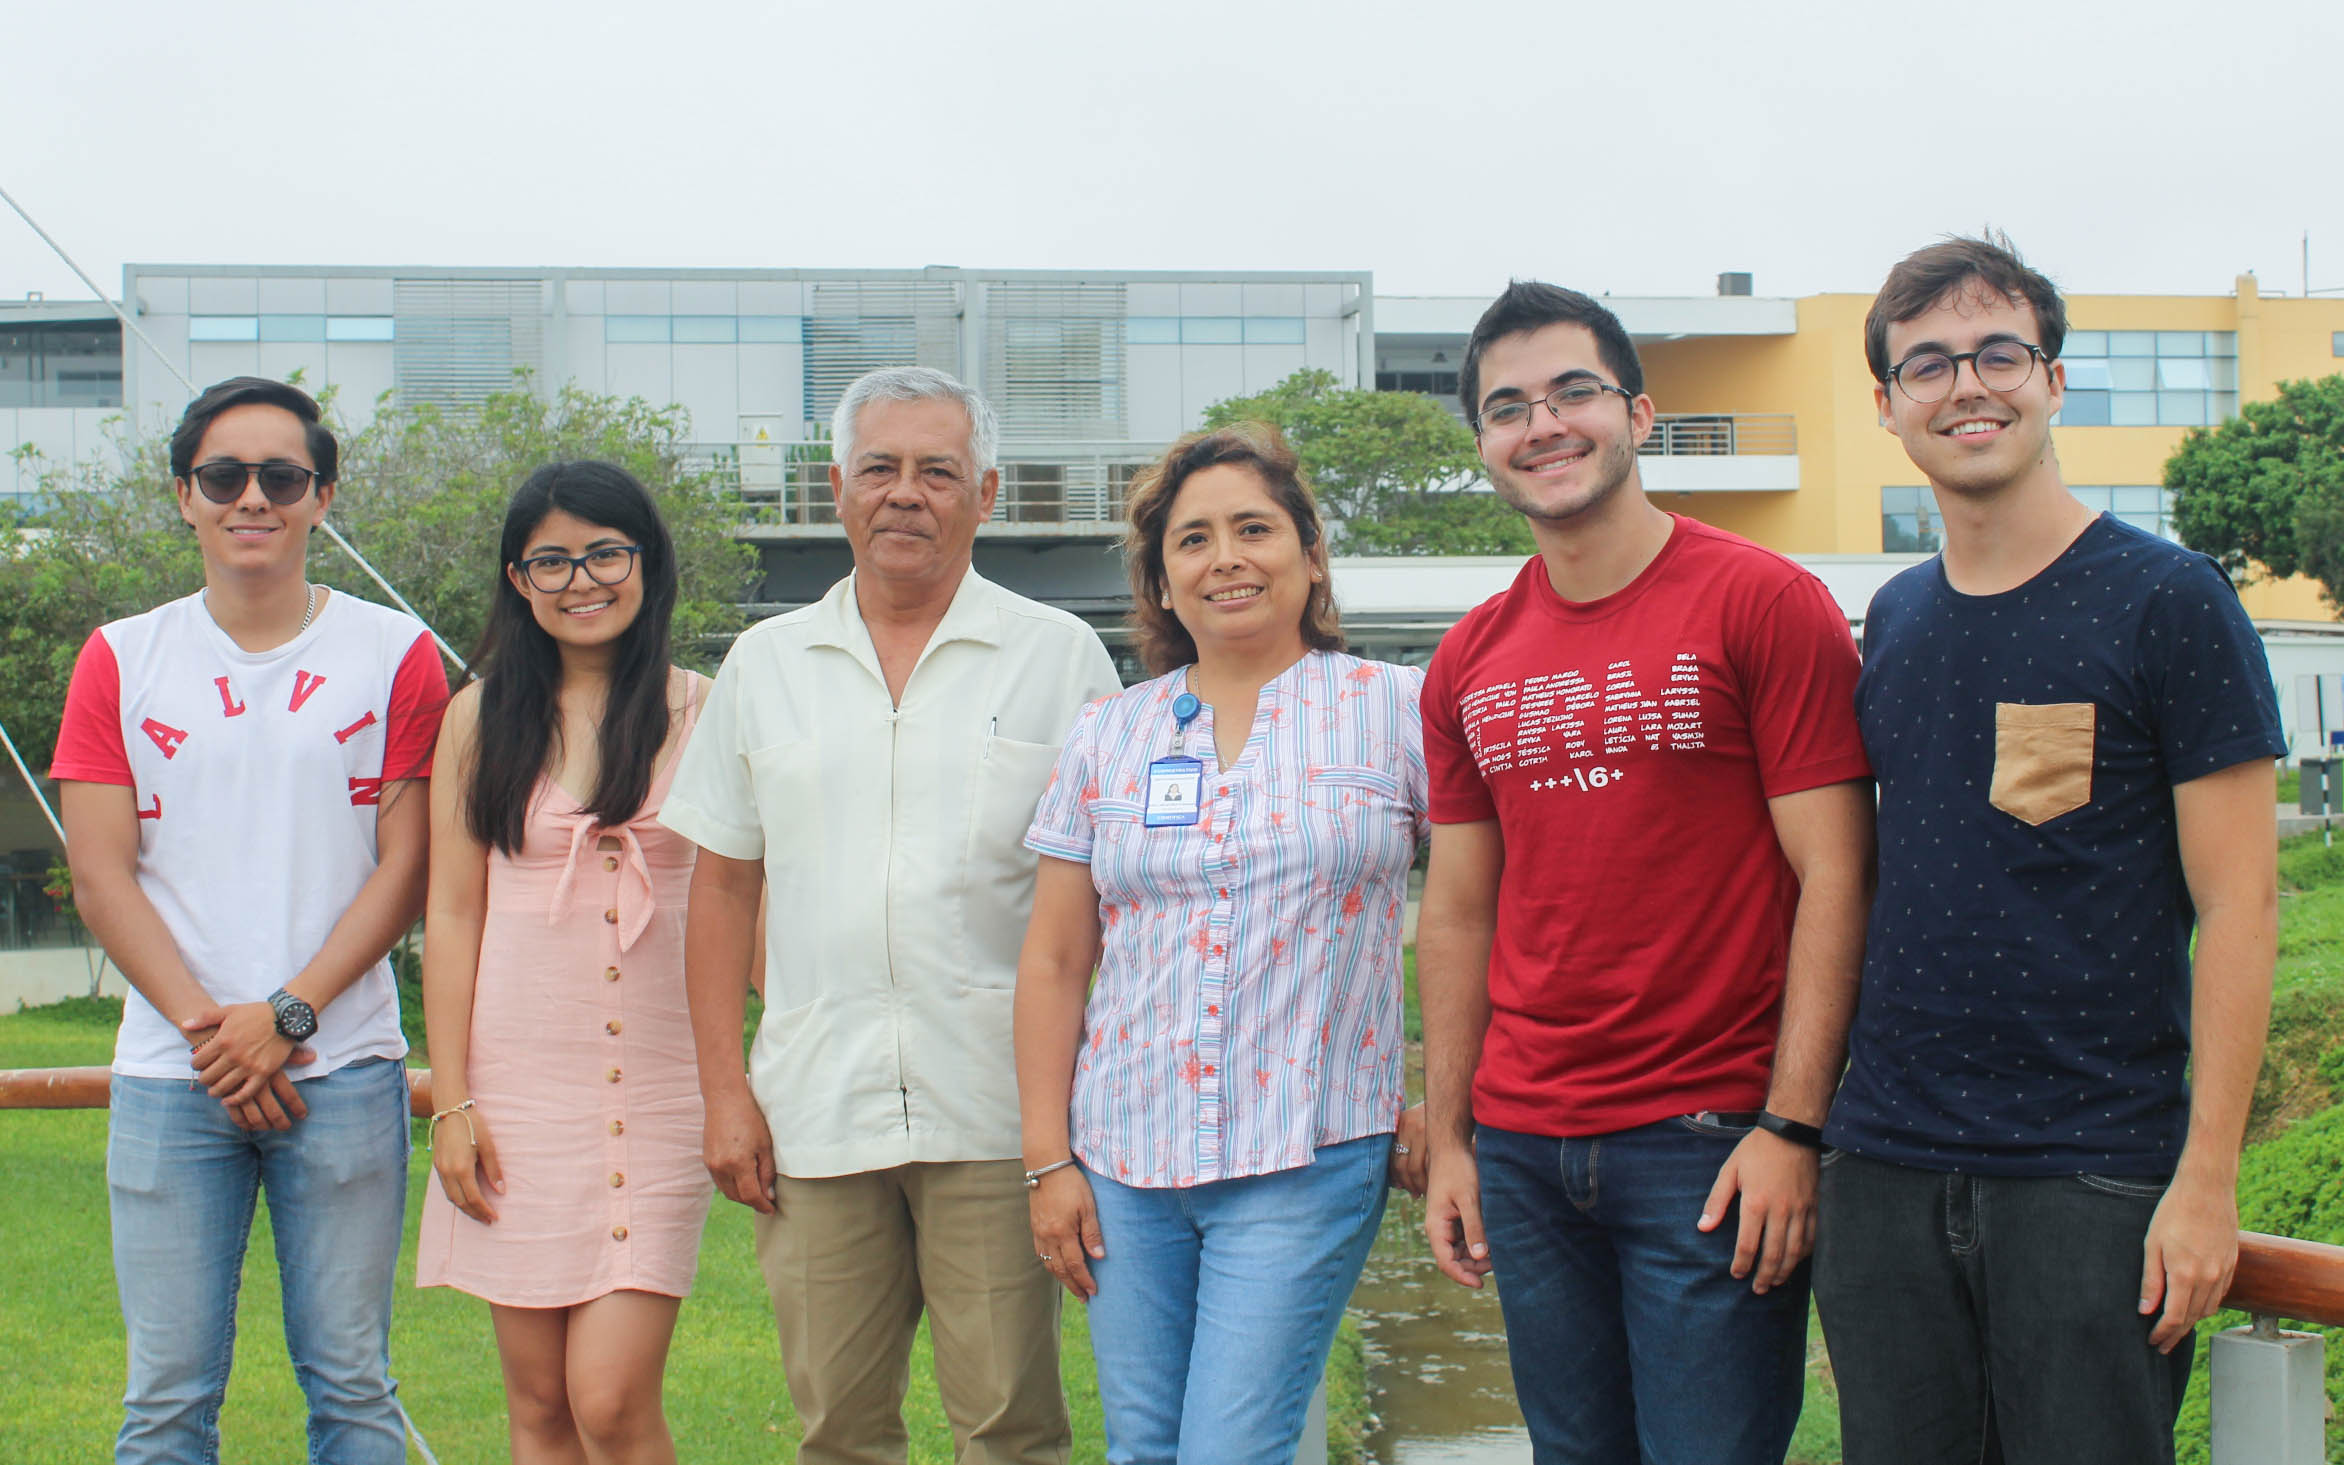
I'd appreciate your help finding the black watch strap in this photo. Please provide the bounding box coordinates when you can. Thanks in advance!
[1754,1111,1826,1150]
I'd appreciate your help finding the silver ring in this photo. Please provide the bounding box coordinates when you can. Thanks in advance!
[1039,1254,1053,1263]
[1393,1143,1411,1155]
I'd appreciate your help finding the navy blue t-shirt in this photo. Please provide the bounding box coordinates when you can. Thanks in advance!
[1826,515,2284,1176]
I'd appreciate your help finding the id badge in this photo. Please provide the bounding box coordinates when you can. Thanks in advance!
[1144,755,1206,827]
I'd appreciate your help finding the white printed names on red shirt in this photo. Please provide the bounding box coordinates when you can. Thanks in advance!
[1459,651,1707,788]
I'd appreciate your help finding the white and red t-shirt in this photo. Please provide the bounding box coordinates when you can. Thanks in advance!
[1422,516,1869,1137]
[51,591,449,1079]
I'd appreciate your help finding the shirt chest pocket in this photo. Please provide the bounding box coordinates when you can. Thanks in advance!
[1990,702,2095,826]
[1303,764,1410,890]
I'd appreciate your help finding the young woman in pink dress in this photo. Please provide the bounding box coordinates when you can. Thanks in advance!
[417,461,713,1464]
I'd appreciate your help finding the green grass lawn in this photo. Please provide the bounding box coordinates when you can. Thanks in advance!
[0,1000,1369,1463]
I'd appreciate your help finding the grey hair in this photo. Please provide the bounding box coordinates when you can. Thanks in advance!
[828,366,999,476]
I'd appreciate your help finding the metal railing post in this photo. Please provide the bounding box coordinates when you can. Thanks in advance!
[1295,1372,1328,1465]
[2210,1315,2325,1465]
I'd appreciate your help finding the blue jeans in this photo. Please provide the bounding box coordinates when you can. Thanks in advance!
[107,1057,410,1465]
[1476,1119,1809,1465]
[1813,1150,2192,1465]
[1082,1134,1391,1465]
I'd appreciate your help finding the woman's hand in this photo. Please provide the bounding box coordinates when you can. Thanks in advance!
[1029,1166,1107,1301]
[431,1105,505,1223]
[1389,1102,1428,1197]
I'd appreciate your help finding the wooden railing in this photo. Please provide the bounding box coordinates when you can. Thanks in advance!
[5,1061,2339,1326]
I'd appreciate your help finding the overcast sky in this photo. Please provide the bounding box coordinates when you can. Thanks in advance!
[7,0,2340,306]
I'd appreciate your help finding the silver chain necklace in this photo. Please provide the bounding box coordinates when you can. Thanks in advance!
[203,582,319,635]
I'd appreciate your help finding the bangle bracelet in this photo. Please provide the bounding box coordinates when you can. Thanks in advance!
[1023,1158,1078,1189]
[427,1099,477,1152]
[1754,1110,1826,1151]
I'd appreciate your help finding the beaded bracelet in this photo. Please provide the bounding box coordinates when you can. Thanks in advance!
[427,1098,477,1152]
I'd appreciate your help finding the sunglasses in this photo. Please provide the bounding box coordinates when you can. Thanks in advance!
[188,460,323,506]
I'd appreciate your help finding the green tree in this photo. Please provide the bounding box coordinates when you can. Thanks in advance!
[1201,369,1528,556]
[2165,374,2344,606]
[325,376,759,661]
[1,433,204,761]
[0,381,759,761]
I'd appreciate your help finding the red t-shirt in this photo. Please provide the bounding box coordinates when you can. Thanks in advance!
[1422,516,1869,1136]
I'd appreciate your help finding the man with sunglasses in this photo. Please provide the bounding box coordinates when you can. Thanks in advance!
[52,376,447,1464]
[1814,238,2284,1465]
[1414,282,1874,1463]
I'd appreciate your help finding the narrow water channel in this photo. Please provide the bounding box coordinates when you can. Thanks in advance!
[1348,1193,1532,1463]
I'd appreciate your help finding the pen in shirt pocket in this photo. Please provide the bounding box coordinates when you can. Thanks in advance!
[984,715,998,759]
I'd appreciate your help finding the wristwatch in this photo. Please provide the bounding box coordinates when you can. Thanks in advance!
[1753,1111,1826,1150]
[268,988,319,1043]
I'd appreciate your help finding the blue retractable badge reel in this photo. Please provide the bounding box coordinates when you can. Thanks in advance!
[1146,694,1206,827]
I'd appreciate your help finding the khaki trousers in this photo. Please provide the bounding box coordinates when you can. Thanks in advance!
[755,1159,1069,1465]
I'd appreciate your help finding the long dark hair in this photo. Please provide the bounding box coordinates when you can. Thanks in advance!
[465,461,679,854]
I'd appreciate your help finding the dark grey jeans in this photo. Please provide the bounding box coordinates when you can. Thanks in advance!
[1813,1150,2194,1465]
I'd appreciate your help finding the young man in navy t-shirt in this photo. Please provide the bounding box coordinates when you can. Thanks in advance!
[1815,238,2285,1465]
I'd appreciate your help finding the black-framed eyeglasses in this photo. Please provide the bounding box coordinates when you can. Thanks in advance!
[1474,381,1635,435]
[189,460,322,506]
[516,544,643,594]
[1885,341,2045,404]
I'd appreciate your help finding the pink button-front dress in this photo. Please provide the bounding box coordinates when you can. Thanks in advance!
[417,700,711,1307]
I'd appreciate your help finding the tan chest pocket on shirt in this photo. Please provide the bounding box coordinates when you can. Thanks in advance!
[1990,702,2095,826]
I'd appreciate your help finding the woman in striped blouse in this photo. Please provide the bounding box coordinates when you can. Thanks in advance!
[1015,423,1429,1465]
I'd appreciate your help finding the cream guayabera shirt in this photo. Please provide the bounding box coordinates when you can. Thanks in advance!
[662,568,1120,1178]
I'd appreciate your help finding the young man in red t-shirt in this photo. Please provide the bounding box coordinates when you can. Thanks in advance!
[53,377,446,1463]
[1416,282,1874,1464]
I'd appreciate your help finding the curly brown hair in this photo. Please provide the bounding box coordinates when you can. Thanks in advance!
[1123,423,1344,677]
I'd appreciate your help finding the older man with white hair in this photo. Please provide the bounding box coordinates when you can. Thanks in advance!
[664,367,1119,1464]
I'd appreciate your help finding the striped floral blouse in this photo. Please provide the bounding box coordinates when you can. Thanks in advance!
[1025,650,1429,1188]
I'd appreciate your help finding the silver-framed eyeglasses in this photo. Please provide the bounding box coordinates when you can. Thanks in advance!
[1885,340,2045,404]
[517,544,642,593]
[1474,380,1634,435]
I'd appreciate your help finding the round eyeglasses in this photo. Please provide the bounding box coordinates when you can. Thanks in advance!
[189,460,322,506]
[1474,380,1634,435]
[1885,341,2045,404]
[516,544,643,594]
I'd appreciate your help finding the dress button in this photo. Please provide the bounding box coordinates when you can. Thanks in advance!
[604,966,621,982]
[609,1172,626,1188]
[606,1068,622,1083]
[609,1120,625,1137]
[611,1225,629,1241]
[606,1019,623,1036]
[603,855,619,872]
[603,908,618,924]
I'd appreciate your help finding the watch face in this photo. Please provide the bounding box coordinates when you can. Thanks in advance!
[273,994,318,1042]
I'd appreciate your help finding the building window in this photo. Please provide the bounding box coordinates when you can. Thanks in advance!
[326,317,395,342]
[189,316,259,342]
[0,324,123,408]
[2071,484,2179,541]
[1881,485,1940,553]
[739,315,799,343]
[2333,331,2343,357]
[672,316,737,344]
[605,315,670,343]
[259,315,326,343]
[1376,370,1461,398]
[1243,317,1306,345]
[2056,330,2236,427]
[1126,317,1181,345]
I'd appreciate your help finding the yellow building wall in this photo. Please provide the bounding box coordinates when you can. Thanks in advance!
[1657,279,2344,623]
